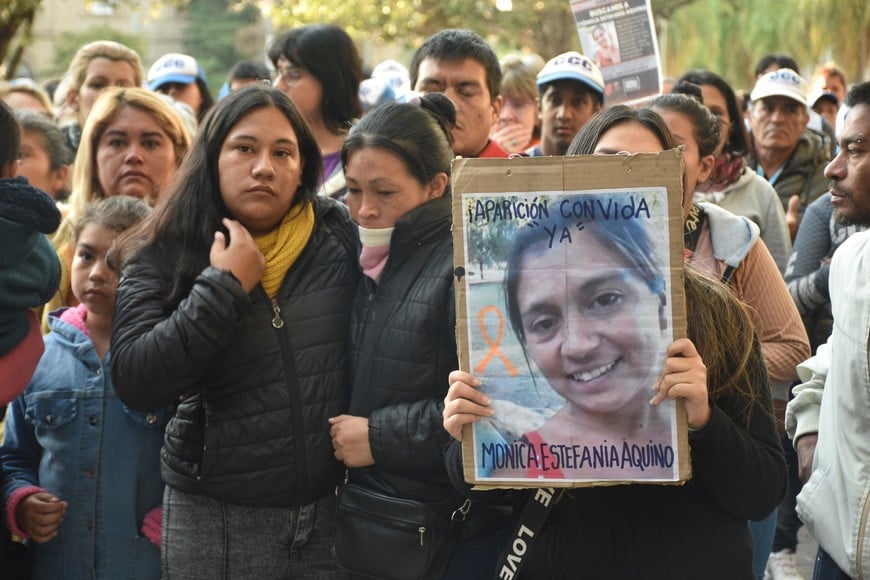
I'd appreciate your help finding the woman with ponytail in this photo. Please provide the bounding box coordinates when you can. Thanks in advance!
[329,93,511,579]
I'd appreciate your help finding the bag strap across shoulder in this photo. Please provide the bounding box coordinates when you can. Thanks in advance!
[492,488,562,580]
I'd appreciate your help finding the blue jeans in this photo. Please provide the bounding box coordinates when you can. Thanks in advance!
[162,486,346,579]
[442,524,512,580]
[813,548,850,580]
[750,508,778,579]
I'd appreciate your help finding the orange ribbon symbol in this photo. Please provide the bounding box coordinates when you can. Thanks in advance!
[474,306,519,377]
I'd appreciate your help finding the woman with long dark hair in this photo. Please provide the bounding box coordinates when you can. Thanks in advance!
[109,85,358,578]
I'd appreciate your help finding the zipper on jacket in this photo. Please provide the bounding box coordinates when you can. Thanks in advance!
[271,301,284,329]
[419,526,426,546]
[264,289,307,501]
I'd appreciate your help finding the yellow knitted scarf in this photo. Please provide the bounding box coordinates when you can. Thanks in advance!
[252,201,315,297]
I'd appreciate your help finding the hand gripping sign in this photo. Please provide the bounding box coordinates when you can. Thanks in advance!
[451,151,691,488]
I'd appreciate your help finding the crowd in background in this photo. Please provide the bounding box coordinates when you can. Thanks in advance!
[0,22,867,580]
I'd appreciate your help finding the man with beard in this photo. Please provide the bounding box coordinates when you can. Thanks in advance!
[786,82,870,580]
[525,51,604,158]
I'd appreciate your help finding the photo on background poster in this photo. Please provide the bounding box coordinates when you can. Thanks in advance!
[573,0,662,105]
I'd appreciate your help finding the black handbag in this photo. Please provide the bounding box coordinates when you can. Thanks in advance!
[332,481,470,580]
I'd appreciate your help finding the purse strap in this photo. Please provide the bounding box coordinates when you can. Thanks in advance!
[493,487,562,580]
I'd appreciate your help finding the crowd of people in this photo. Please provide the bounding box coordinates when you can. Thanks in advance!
[0,22,867,580]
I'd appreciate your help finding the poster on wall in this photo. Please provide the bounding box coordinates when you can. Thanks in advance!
[572,0,663,105]
[452,152,690,488]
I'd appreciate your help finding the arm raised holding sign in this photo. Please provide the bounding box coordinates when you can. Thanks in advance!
[441,105,786,579]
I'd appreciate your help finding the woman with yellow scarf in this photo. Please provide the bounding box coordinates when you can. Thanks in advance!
[108,86,358,578]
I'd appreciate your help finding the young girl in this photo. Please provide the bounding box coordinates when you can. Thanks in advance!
[109,85,357,578]
[0,195,162,580]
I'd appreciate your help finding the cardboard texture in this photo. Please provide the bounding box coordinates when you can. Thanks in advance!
[452,151,690,489]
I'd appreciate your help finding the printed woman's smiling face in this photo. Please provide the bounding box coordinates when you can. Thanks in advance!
[516,229,666,418]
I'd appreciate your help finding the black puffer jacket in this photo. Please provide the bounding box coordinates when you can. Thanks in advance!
[111,198,359,508]
[348,194,457,502]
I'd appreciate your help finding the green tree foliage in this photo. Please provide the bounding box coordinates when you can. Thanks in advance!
[46,26,146,79]
[4,0,866,87]
[465,208,518,280]
[663,0,868,91]
[261,0,581,58]
[183,0,262,98]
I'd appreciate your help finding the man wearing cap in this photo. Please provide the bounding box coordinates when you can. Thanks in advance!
[748,68,831,239]
[526,51,604,157]
[810,90,839,136]
[410,29,508,158]
[147,53,213,122]
[786,82,870,580]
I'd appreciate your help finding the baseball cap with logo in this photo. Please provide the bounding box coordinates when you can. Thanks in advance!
[148,53,207,91]
[750,68,808,107]
[536,51,605,102]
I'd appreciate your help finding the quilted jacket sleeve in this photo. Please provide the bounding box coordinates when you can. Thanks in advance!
[110,256,252,412]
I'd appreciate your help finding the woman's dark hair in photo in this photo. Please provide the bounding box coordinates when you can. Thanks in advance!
[503,197,666,348]
[17,110,74,171]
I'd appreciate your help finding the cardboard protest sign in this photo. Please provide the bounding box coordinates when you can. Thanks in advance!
[572,0,662,105]
[452,151,690,488]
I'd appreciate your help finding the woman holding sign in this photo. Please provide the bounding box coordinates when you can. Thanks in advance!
[443,106,786,579]
[328,94,511,580]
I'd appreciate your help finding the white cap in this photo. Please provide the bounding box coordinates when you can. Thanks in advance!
[536,51,604,101]
[371,59,410,93]
[148,53,206,90]
[750,68,808,107]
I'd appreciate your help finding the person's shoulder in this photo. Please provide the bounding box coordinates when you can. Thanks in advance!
[312,198,359,259]
[837,229,870,256]
[805,191,833,217]
[477,140,510,158]
[797,129,832,162]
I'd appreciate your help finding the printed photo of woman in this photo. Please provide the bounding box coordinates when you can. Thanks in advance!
[461,189,681,483]
[591,24,621,68]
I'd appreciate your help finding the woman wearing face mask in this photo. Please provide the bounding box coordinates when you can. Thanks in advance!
[443,106,786,579]
[329,93,510,579]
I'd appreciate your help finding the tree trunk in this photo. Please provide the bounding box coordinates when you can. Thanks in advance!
[0,1,38,79]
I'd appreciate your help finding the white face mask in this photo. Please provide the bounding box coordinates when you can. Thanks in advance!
[358,225,395,248]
